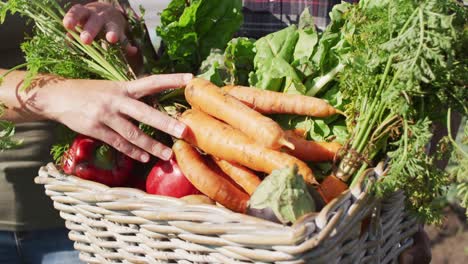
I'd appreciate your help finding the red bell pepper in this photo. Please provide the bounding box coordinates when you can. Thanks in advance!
[62,135,134,187]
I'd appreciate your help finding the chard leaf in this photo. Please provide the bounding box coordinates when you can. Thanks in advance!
[250,56,302,92]
[249,26,299,91]
[293,9,318,64]
[292,10,318,78]
[298,7,315,30]
[197,37,255,86]
[224,37,255,85]
[159,0,187,27]
[157,0,243,73]
[197,49,227,86]
[254,25,299,63]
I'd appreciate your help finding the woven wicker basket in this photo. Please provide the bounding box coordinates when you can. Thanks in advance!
[35,162,418,264]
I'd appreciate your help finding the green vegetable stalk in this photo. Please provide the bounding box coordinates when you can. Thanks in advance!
[0,0,134,83]
[333,0,467,223]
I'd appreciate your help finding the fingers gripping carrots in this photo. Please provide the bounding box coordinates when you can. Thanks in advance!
[185,78,293,150]
[179,109,318,186]
[212,157,262,195]
[284,131,342,162]
[222,85,339,117]
[173,140,249,213]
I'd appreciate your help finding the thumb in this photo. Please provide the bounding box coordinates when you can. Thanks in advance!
[126,74,193,99]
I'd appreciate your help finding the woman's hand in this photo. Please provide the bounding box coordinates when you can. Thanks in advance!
[62,2,137,55]
[0,71,193,162]
[42,74,192,162]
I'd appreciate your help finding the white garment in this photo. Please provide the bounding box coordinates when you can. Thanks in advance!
[128,0,171,51]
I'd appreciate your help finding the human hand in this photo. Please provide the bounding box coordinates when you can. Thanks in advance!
[33,73,193,162]
[62,2,137,55]
[399,227,431,264]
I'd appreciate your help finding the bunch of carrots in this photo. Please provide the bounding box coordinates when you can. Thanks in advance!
[172,78,347,214]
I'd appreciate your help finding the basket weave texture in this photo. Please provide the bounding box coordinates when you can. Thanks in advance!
[35,163,419,264]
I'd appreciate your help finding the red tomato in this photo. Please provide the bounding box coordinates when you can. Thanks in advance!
[146,157,200,198]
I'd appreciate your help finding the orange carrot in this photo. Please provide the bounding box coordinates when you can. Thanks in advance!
[222,85,339,117]
[173,140,249,213]
[212,157,262,195]
[316,174,349,204]
[179,109,318,186]
[204,156,246,192]
[185,78,293,150]
[284,130,342,162]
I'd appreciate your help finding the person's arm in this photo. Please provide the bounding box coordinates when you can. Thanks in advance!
[0,69,192,162]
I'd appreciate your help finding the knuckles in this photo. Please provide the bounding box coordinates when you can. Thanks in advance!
[124,127,140,142]
[150,142,165,156]
[112,138,130,154]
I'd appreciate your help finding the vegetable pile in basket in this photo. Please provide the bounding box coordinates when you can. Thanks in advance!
[1,0,467,225]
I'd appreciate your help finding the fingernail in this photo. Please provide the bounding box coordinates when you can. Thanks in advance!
[174,123,187,138]
[106,32,118,43]
[161,149,173,160]
[63,18,71,28]
[140,153,150,163]
[81,32,91,44]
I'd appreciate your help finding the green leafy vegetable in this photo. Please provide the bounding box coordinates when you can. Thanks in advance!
[224,37,256,85]
[159,0,187,26]
[197,49,228,86]
[244,8,348,143]
[198,37,256,86]
[0,120,22,151]
[248,166,315,224]
[156,0,243,73]
[248,25,301,92]
[292,9,318,78]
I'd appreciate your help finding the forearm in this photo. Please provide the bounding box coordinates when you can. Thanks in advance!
[0,69,42,122]
[0,69,71,123]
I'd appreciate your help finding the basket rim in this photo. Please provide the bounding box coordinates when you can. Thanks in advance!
[35,162,379,229]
